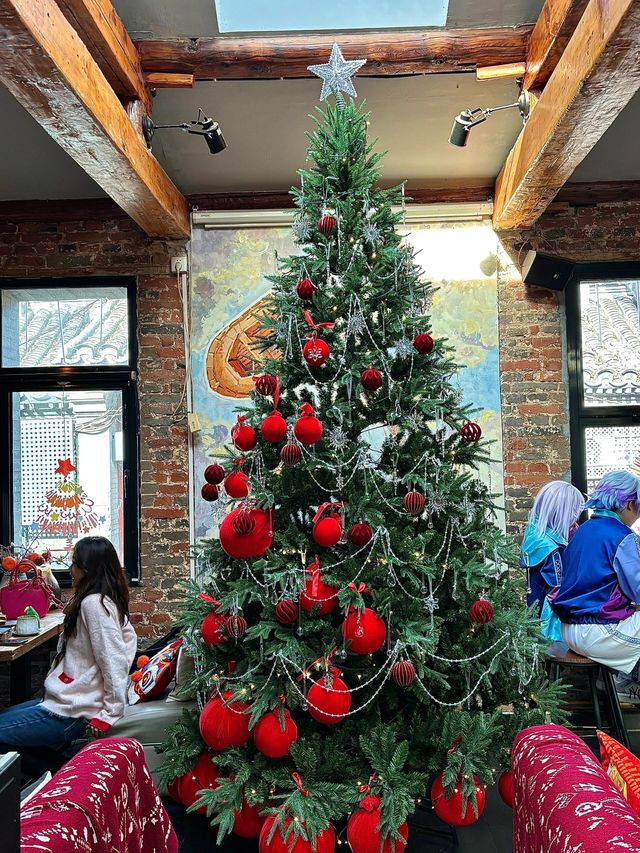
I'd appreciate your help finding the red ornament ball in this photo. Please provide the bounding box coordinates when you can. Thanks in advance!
[313,513,342,548]
[233,509,255,536]
[254,373,278,396]
[177,751,219,814]
[293,403,323,446]
[253,707,298,758]
[300,562,338,616]
[461,422,482,443]
[303,336,330,367]
[261,411,288,444]
[280,443,302,467]
[201,483,219,502]
[431,773,486,827]
[204,463,225,485]
[201,611,226,646]
[403,491,425,516]
[220,507,274,560]
[232,419,257,452]
[360,368,384,391]
[349,522,372,547]
[275,598,299,625]
[226,613,248,639]
[413,333,434,355]
[259,816,336,853]
[469,599,494,625]
[296,278,316,300]
[307,667,351,725]
[391,659,417,689]
[498,769,513,808]
[347,795,409,853]
[200,690,251,752]
[224,470,250,499]
[342,607,386,655]
[233,798,266,839]
[317,212,337,237]
[167,777,182,804]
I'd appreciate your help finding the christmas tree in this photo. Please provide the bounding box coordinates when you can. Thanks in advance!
[161,46,563,851]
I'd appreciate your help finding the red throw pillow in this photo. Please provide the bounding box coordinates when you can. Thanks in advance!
[597,730,640,816]
[128,639,182,705]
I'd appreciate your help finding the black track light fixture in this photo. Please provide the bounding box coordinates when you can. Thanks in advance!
[142,108,227,154]
[448,90,531,148]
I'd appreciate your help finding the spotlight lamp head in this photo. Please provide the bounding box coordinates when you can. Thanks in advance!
[142,108,226,155]
[448,89,531,148]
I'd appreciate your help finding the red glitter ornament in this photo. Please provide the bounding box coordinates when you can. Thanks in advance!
[201,611,226,646]
[303,336,330,367]
[349,522,372,547]
[296,278,316,300]
[403,491,425,516]
[308,666,351,725]
[254,374,278,396]
[233,509,256,536]
[259,815,336,853]
[204,463,225,485]
[220,507,274,560]
[460,422,482,443]
[201,483,219,502]
[293,402,323,446]
[469,598,494,625]
[413,333,434,355]
[280,443,302,467]
[226,613,248,639]
[498,769,513,808]
[317,211,337,236]
[232,416,257,451]
[200,691,251,752]
[342,606,386,655]
[233,798,266,839]
[360,368,383,391]
[347,795,409,853]
[177,752,219,814]
[300,559,338,616]
[391,659,416,689]
[253,707,298,758]
[431,773,486,827]
[275,598,299,625]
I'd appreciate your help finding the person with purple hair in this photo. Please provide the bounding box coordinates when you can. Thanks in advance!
[552,470,640,681]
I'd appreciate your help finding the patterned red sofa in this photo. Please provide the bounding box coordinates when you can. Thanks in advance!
[512,724,640,852]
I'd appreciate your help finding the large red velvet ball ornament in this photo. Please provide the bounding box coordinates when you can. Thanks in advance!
[167,777,182,804]
[460,422,482,443]
[232,420,257,452]
[261,411,288,444]
[201,483,219,502]
[280,443,302,467]
[201,611,226,646]
[431,773,486,827]
[233,509,255,536]
[349,522,372,547]
[275,598,299,625]
[296,278,316,300]
[308,668,351,725]
[303,336,330,367]
[361,368,383,391]
[317,213,337,237]
[259,816,336,853]
[300,562,338,615]
[177,751,219,814]
[342,607,386,654]
[293,404,323,446]
[254,374,278,396]
[391,659,416,689]
[347,795,409,853]
[204,463,225,485]
[403,491,425,516]
[253,707,298,758]
[224,470,250,499]
[413,333,434,355]
[226,613,248,639]
[220,507,274,559]
[469,599,494,625]
[313,514,342,548]
[200,691,251,751]
[233,798,266,839]
[498,770,513,808]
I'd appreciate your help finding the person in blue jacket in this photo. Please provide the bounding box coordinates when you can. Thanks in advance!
[552,470,640,678]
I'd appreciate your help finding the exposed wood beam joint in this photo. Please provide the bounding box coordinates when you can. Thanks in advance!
[145,72,194,89]
[524,0,590,90]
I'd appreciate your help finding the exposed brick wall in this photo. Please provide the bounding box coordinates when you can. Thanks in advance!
[0,216,190,640]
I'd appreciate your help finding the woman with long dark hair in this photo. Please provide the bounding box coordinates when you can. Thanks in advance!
[0,536,136,753]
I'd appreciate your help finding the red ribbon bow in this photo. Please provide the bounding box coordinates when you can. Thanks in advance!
[232,456,245,468]
[312,501,344,525]
[270,376,280,413]
[358,772,378,793]
[299,402,314,416]
[291,772,309,796]
[348,582,367,595]
[297,647,338,682]
[303,310,335,336]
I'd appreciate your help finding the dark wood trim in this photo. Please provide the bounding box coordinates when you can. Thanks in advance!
[137,27,532,80]
[555,181,640,206]
[524,0,590,90]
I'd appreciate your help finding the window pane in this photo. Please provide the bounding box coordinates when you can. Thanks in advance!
[2,286,129,367]
[580,279,640,407]
[11,389,124,568]
[585,424,640,533]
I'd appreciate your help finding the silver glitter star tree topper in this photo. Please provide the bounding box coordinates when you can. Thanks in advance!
[308,43,367,103]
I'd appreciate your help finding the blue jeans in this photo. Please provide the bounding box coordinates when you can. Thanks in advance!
[0,700,88,750]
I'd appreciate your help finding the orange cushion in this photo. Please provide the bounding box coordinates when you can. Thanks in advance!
[597,730,640,816]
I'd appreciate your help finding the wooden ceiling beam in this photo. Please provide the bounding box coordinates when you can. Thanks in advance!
[524,0,590,90]
[493,0,640,231]
[0,0,189,238]
[137,27,532,80]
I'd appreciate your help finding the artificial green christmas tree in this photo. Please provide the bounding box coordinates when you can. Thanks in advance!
[161,46,562,851]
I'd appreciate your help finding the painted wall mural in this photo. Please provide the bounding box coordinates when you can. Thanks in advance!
[190,220,503,538]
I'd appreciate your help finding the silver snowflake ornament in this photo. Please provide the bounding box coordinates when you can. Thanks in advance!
[308,43,367,102]
[347,310,366,337]
[328,425,348,451]
[292,216,312,242]
[427,492,447,515]
[275,319,289,341]
[362,221,381,245]
[394,337,415,359]
[424,593,439,614]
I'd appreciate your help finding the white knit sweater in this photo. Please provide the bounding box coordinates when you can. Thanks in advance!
[41,593,137,731]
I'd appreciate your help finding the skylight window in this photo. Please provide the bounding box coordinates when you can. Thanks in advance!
[214,0,448,33]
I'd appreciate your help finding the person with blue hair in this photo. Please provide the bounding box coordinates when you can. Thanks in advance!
[552,470,640,683]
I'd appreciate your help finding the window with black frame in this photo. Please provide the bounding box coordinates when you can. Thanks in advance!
[0,278,140,585]
[566,265,640,532]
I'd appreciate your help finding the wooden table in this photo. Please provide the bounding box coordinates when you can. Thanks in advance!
[0,611,64,706]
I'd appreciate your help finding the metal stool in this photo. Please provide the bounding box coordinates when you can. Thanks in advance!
[546,642,631,750]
